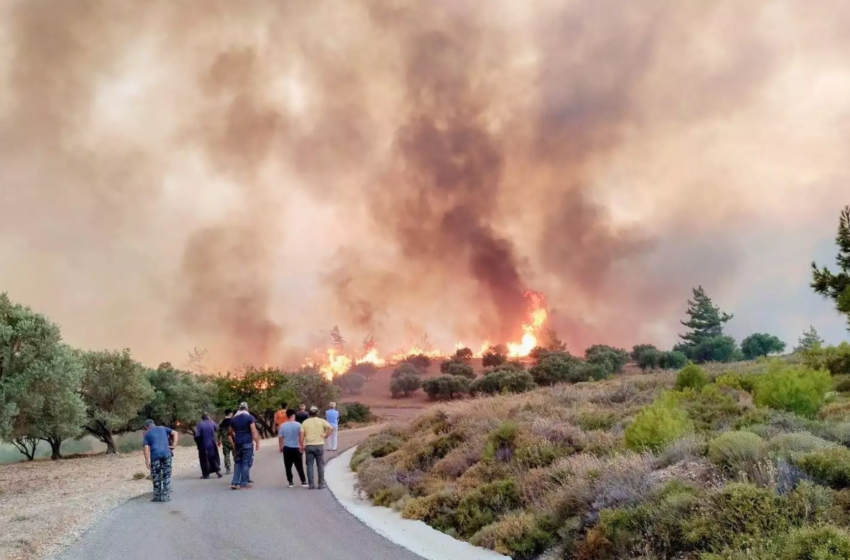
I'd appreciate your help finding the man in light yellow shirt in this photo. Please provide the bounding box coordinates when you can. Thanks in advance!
[302,406,334,489]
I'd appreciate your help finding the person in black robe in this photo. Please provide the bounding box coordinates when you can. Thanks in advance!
[194,414,222,478]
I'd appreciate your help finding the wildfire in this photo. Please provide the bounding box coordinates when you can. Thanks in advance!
[306,290,550,380]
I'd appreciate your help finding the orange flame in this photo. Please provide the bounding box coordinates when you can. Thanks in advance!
[305,290,549,378]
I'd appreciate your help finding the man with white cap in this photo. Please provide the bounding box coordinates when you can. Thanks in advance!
[228,402,260,490]
[301,406,334,489]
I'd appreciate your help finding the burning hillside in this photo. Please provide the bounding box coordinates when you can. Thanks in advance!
[306,291,549,379]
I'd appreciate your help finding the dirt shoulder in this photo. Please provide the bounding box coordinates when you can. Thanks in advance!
[0,447,198,560]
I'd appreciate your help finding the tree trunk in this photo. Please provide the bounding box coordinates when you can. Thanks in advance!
[12,437,39,460]
[46,436,62,460]
[103,430,117,454]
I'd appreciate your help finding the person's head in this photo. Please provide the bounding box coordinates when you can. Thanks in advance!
[329,401,336,409]
[299,404,306,411]
[239,402,249,412]
[286,408,296,420]
[224,408,233,417]
[309,406,319,417]
[201,413,210,421]
[280,401,287,410]
[144,419,156,431]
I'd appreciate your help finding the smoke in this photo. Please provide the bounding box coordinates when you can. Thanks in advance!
[1,0,849,366]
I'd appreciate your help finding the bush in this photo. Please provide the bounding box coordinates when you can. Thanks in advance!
[482,346,508,368]
[677,385,743,432]
[470,370,536,396]
[779,526,850,560]
[802,342,850,375]
[454,347,474,362]
[484,421,519,463]
[753,362,832,418]
[401,353,432,370]
[585,344,630,374]
[391,363,420,379]
[572,361,614,382]
[675,363,709,391]
[527,352,578,386]
[685,483,788,550]
[333,371,365,395]
[820,402,850,421]
[445,361,475,379]
[577,410,617,431]
[339,402,372,424]
[625,396,692,452]
[707,431,766,473]
[390,374,422,398]
[796,447,850,488]
[631,343,658,363]
[422,375,470,400]
[659,350,689,370]
[454,479,521,537]
[766,432,838,459]
[835,377,850,392]
[348,362,379,379]
[469,511,553,560]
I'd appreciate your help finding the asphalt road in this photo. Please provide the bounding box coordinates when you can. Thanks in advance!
[57,426,424,560]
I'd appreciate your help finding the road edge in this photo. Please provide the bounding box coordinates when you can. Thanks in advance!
[325,446,510,560]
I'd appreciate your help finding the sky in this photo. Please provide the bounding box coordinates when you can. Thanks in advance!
[0,0,847,368]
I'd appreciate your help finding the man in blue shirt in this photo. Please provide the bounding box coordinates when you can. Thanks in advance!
[278,409,307,488]
[325,402,340,451]
[143,419,178,502]
[228,402,260,490]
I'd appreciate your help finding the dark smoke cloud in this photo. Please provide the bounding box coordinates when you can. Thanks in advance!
[1,0,849,367]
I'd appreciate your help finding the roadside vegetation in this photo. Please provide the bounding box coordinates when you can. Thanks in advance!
[351,205,850,560]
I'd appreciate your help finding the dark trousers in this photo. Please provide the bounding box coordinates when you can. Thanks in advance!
[305,445,325,487]
[282,447,306,484]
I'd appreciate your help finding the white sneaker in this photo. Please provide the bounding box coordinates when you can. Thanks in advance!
[288,483,294,488]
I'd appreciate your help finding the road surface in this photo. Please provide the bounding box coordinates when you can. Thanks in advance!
[58,426,424,560]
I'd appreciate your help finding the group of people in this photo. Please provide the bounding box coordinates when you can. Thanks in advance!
[141,401,340,502]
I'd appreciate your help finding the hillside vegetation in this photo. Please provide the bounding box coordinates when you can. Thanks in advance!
[352,357,850,560]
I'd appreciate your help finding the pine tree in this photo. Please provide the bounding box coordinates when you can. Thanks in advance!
[330,325,345,351]
[794,325,824,353]
[679,286,733,346]
[812,205,850,329]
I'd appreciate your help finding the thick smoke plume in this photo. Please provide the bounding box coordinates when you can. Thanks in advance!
[1,0,849,366]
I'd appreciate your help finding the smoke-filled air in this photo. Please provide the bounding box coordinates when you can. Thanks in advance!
[1,0,848,369]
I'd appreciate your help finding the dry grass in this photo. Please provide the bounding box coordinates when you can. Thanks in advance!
[0,447,197,560]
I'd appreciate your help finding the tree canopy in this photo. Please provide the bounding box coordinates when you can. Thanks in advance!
[794,326,824,353]
[741,333,787,360]
[677,287,738,363]
[812,205,850,329]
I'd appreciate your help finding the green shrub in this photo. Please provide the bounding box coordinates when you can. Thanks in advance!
[684,483,788,550]
[390,373,422,398]
[779,525,850,560]
[585,344,630,374]
[454,479,521,537]
[571,361,613,382]
[707,431,766,473]
[625,395,692,452]
[422,375,470,400]
[577,410,618,431]
[802,342,850,375]
[659,350,689,370]
[402,491,460,532]
[470,370,536,396]
[766,432,838,459]
[469,511,553,560]
[636,348,662,371]
[675,363,709,391]
[632,344,658,365]
[753,362,832,418]
[373,484,407,507]
[797,447,850,489]
[482,346,508,368]
[400,353,432,370]
[527,352,579,386]
[351,431,403,470]
[391,363,420,379]
[484,421,519,462]
[333,371,366,394]
[445,361,475,379]
[339,402,372,424]
[677,385,743,432]
[835,377,850,392]
[513,437,571,469]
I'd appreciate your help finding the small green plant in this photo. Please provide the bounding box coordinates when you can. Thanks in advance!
[753,361,832,418]
[677,384,743,432]
[454,479,520,537]
[796,447,850,489]
[766,432,837,459]
[577,410,618,431]
[132,472,146,480]
[625,395,692,452]
[675,363,709,391]
[484,421,520,462]
[707,431,766,473]
[779,525,850,560]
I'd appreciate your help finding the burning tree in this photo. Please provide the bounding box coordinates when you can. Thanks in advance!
[330,325,346,351]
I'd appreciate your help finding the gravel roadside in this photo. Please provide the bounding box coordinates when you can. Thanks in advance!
[0,447,199,560]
